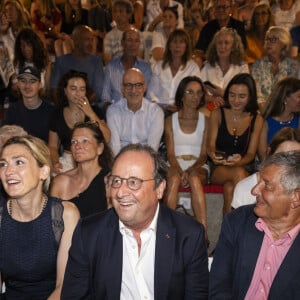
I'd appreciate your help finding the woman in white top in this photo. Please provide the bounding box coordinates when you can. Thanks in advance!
[148,29,201,112]
[271,0,300,30]
[200,27,249,98]
[165,76,208,232]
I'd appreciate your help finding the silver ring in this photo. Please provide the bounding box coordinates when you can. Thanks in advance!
[83,101,87,105]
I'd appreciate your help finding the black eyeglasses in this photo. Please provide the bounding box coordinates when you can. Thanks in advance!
[108,175,155,190]
[265,37,279,43]
[123,82,144,91]
[184,90,204,98]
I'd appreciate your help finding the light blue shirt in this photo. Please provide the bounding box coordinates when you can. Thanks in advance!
[102,56,152,103]
[106,97,164,156]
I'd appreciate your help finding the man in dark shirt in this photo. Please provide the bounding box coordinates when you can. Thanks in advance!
[3,66,54,143]
[195,0,246,58]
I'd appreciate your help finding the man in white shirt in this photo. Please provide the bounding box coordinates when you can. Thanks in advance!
[61,143,209,299]
[106,68,164,156]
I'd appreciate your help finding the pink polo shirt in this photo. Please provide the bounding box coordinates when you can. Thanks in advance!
[245,218,300,300]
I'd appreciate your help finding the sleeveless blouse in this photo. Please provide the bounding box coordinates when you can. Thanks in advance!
[216,108,256,156]
[0,197,64,299]
[172,111,205,170]
[70,168,108,218]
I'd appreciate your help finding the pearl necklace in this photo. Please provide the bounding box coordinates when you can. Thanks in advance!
[8,195,48,218]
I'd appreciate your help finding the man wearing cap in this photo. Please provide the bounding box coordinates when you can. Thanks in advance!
[3,66,54,143]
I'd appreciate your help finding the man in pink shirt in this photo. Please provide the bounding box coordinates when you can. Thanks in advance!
[209,151,300,300]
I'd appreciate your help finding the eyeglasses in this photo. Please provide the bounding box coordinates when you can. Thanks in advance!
[215,5,231,11]
[123,82,144,91]
[108,175,155,190]
[265,37,279,43]
[184,90,204,98]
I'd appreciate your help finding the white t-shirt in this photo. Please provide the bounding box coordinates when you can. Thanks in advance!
[231,173,258,209]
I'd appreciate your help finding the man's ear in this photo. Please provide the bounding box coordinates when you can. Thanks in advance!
[156,179,166,200]
[291,189,300,209]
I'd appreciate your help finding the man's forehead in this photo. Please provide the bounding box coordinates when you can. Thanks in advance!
[123,70,144,82]
[114,150,153,170]
[125,31,140,40]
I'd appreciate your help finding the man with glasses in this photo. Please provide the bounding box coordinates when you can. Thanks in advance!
[106,68,164,156]
[3,66,54,142]
[61,143,209,299]
[102,28,152,105]
[195,0,247,59]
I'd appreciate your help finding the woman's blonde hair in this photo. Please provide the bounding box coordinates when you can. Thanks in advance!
[265,26,292,57]
[2,135,52,192]
[206,27,245,66]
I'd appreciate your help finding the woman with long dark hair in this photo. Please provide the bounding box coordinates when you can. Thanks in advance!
[207,73,263,215]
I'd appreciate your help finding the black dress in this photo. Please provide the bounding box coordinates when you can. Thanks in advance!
[70,168,108,218]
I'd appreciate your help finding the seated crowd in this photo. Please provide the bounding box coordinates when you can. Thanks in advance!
[0,0,300,298]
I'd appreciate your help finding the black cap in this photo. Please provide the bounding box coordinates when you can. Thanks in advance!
[17,66,41,81]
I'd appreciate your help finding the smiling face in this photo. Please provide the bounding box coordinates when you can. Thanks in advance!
[18,75,41,99]
[110,150,165,232]
[252,164,294,222]
[228,84,249,112]
[71,127,103,163]
[122,69,146,110]
[0,144,48,199]
[64,77,87,105]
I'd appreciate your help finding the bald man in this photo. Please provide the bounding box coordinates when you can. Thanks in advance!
[106,68,164,156]
[51,25,105,103]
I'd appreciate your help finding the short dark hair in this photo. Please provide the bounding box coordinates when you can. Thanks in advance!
[114,144,168,188]
[223,73,258,114]
[175,76,205,109]
[113,0,133,15]
[260,151,300,193]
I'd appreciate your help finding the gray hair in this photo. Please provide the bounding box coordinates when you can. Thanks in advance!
[260,151,300,193]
